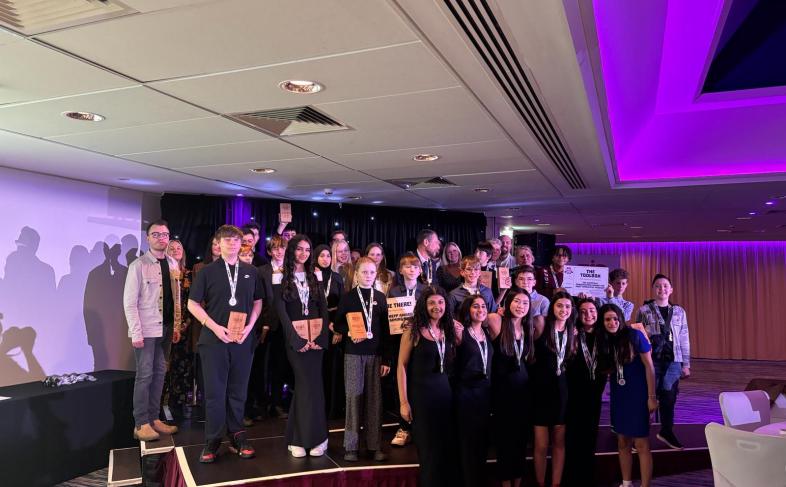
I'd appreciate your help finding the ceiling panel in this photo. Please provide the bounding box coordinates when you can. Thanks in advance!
[38,0,417,81]
[0,40,134,105]
[0,86,209,137]
[121,138,315,168]
[48,116,270,154]
[150,42,457,113]
[334,139,527,172]
[286,189,431,208]
[287,87,503,155]
[0,129,246,195]
[0,28,22,46]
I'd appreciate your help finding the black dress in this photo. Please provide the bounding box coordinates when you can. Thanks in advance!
[564,331,607,487]
[409,332,457,487]
[454,327,493,487]
[321,270,346,418]
[277,280,330,449]
[530,331,569,426]
[491,333,531,481]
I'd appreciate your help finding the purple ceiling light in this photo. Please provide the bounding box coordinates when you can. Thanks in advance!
[593,0,786,182]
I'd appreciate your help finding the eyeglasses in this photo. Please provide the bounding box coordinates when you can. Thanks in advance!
[150,232,170,239]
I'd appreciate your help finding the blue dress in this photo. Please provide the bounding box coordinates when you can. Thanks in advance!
[610,329,651,438]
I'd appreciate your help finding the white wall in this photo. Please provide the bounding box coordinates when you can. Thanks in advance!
[0,167,159,386]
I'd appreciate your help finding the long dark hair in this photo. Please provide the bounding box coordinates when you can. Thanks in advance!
[408,286,457,361]
[202,237,219,265]
[457,294,487,328]
[544,290,578,361]
[576,297,599,331]
[595,303,634,371]
[282,235,320,301]
[499,287,535,362]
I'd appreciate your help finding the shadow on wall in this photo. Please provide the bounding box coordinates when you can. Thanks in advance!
[0,226,139,387]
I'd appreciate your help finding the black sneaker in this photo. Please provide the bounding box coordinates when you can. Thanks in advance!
[343,450,359,462]
[656,430,684,450]
[199,439,221,463]
[229,431,256,459]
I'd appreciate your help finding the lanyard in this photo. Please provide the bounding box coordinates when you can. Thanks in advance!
[462,284,478,295]
[614,346,626,386]
[356,286,374,339]
[323,273,332,300]
[427,325,446,374]
[554,327,567,376]
[468,326,488,376]
[294,273,310,316]
[549,265,562,288]
[224,260,239,307]
[405,285,416,297]
[513,336,524,367]
[580,332,597,381]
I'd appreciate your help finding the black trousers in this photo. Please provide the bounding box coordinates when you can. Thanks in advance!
[245,336,267,416]
[198,337,255,442]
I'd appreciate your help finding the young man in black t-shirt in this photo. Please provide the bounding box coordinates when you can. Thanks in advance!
[188,225,264,463]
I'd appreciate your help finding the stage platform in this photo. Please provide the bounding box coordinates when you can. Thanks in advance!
[108,416,710,487]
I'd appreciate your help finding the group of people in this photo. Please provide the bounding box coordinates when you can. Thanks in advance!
[123,219,691,487]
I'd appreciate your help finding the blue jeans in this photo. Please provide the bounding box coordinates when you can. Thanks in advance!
[654,360,682,432]
[133,337,170,427]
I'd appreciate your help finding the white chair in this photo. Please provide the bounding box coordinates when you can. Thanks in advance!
[771,393,786,422]
[719,390,771,432]
[705,422,786,487]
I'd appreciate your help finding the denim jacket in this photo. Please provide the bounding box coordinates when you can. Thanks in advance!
[636,302,690,367]
[124,251,182,342]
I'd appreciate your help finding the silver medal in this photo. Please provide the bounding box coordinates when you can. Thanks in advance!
[229,297,237,306]
[367,331,373,339]
[618,378,626,386]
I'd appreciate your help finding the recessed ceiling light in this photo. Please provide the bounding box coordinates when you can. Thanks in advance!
[371,200,384,204]
[555,233,566,236]
[345,195,361,200]
[765,201,775,205]
[736,216,752,220]
[236,193,244,197]
[506,207,521,211]
[500,215,513,219]
[62,111,104,122]
[534,219,540,222]
[250,168,276,174]
[474,188,490,193]
[749,212,757,215]
[628,225,643,229]
[537,223,551,226]
[413,153,440,162]
[279,80,323,94]
[716,229,732,233]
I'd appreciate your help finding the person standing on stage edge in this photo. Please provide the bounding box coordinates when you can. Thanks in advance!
[123,220,182,442]
[188,225,264,463]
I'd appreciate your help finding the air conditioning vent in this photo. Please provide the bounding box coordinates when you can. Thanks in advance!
[225,106,348,137]
[0,0,135,35]
[443,0,587,189]
[387,177,458,190]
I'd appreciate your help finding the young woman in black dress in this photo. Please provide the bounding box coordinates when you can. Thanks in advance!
[531,290,576,487]
[276,235,330,458]
[454,295,494,487]
[563,298,607,486]
[487,288,535,487]
[397,286,462,487]
[314,244,346,419]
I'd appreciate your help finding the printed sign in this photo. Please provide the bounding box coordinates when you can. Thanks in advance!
[387,295,416,335]
[562,265,608,298]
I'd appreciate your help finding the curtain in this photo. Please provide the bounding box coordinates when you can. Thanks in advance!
[565,241,786,361]
[161,194,486,269]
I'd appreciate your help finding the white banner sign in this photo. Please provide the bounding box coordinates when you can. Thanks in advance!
[562,265,608,298]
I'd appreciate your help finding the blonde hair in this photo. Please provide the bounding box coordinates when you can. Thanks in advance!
[441,241,462,266]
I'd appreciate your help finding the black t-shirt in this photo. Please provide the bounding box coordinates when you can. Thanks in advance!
[158,258,174,328]
[334,287,390,363]
[190,257,265,345]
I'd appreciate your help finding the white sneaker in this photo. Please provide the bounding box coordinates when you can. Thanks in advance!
[288,445,306,458]
[390,428,411,446]
[309,439,328,456]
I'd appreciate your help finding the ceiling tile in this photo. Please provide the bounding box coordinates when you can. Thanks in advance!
[38,0,417,81]
[0,40,134,105]
[48,116,271,154]
[121,138,315,168]
[151,42,457,113]
[287,87,503,155]
[0,86,209,137]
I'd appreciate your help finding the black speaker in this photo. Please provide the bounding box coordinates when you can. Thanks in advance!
[514,233,556,267]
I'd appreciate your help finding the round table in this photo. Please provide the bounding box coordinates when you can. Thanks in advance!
[753,421,786,436]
